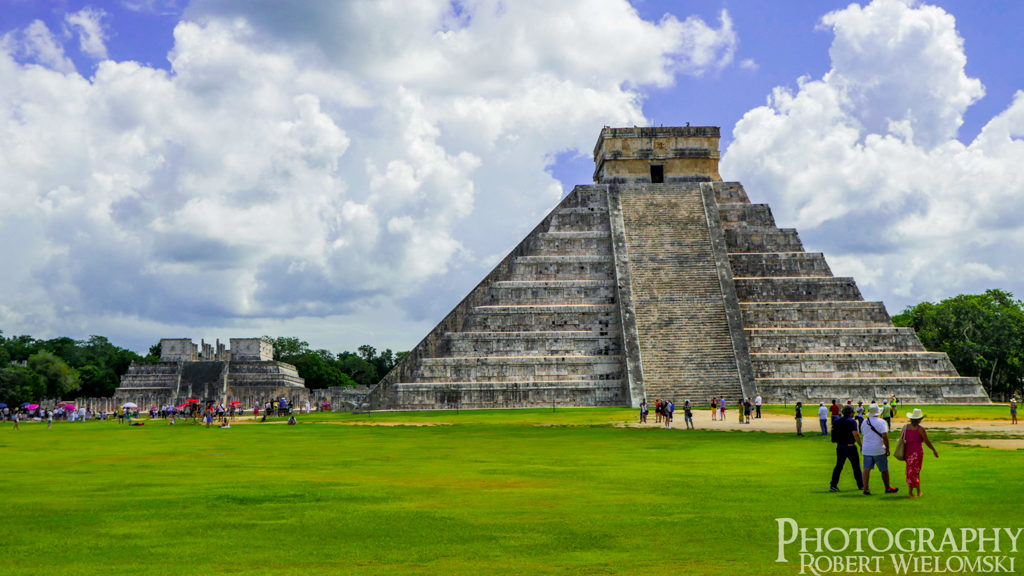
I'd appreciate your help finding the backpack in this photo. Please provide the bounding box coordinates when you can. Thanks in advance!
[830,418,842,443]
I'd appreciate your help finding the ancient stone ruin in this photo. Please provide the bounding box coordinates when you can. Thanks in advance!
[371,126,990,409]
[116,337,307,407]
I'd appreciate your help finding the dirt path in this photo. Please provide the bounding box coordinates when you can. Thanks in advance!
[620,412,1024,438]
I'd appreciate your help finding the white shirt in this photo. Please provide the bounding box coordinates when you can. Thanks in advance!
[818,405,828,419]
[754,395,762,406]
[861,416,889,456]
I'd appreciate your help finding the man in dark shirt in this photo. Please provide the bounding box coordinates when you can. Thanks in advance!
[830,405,863,492]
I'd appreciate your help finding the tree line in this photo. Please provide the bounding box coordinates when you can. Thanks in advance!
[893,289,1024,401]
[0,331,406,406]
[262,336,406,389]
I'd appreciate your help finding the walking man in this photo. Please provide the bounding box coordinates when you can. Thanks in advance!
[861,404,899,495]
[830,405,864,493]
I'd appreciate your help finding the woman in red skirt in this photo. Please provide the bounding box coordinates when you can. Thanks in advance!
[901,408,938,498]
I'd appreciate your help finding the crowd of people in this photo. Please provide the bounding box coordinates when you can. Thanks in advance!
[2,397,317,429]
[636,392,1020,499]
[827,400,939,499]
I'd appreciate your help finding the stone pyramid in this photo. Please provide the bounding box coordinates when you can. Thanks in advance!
[370,126,989,409]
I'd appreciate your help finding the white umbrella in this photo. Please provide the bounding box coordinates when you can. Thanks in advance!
[121,402,138,409]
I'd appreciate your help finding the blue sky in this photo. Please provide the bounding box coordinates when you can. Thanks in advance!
[1,0,1022,354]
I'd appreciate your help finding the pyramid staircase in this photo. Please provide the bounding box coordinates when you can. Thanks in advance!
[714,182,989,403]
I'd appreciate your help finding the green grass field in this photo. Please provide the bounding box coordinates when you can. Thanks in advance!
[1,407,1021,575]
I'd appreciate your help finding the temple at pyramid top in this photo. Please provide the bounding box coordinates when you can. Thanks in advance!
[367,125,989,410]
[593,125,722,183]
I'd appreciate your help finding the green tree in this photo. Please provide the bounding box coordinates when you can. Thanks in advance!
[27,351,80,399]
[338,352,379,386]
[288,351,357,389]
[77,365,120,398]
[265,336,309,361]
[2,333,40,362]
[0,366,45,405]
[893,289,1024,400]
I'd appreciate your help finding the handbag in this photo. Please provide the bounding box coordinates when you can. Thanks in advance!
[894,425,907,461]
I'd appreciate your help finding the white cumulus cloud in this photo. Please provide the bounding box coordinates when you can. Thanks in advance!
[721,0,1024,311]
[0,0,739,351]
[65,7,109,60]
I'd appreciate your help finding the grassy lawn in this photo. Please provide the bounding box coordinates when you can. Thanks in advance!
[1,408,1020,575]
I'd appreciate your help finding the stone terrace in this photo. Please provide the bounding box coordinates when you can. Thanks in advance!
[714,182,988,403]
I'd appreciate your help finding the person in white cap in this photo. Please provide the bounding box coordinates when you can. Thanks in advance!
[860,404,898,495]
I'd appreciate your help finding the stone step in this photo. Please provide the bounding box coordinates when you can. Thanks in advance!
[388,379,628,409]
[484,280,617,306]
[510,255,615,281]
[464,304,621,331]
[726,227,803,253]
[414,355,625,382]
[755,377,990,404]
[718,203,776,228]
[548,208,610,232]
[751,352,956,378]
[712,182,751,204]
[444,330,621,356]
[729,252,832,277]
[739,301,892,328]
[745,327,926,353]
[559,187,608,210]
[528,231,613,255]
[735,277,862,302]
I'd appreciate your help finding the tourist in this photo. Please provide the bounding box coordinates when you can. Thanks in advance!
[829,399,841,426]
[829,405,863,493]
[901,408,938,498]
[287,415,297,425]
[710,397,717,421]
[639,399,647,423]
[860,405,898,496]
[12,411,19,431]
[742,398,751,424]
[667,400,674,429]
[253,404,259,420]
[818,402,828,436]
[755,393,763,419]
[655,397,662,424]
[719,397,726,422]
[855,401,865,431]
[1011,398,1018,425]
[47,410,53,430]
[794,402,803,436]
[883,403,893,429]
[683,400,694,430]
